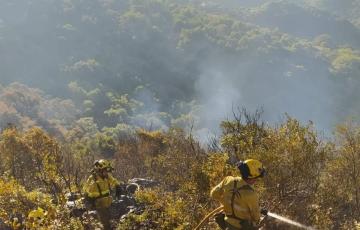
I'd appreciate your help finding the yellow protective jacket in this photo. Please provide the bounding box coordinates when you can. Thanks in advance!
[83,173,120,208]
[210,176,260,229]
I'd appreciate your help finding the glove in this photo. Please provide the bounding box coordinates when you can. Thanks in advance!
[260,208,268,216]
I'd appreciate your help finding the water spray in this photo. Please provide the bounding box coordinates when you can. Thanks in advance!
[267,212,316,230]
[194,207,317,230]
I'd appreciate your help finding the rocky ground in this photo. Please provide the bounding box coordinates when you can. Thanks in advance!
[66,178,158,229]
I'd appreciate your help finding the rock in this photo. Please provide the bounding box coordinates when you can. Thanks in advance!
[71,207,87,218]
[110,199,129,219]
[118,195,136,207]
[127,178,158,188]
[65,192,81,202]
[126,183,140,194]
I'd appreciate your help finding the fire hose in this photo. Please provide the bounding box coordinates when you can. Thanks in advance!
[194,206,316,230]
[194,206,223,230]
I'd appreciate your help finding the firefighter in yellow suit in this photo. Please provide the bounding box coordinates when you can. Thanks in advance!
[83,159,122,230]
[210,159,267,230]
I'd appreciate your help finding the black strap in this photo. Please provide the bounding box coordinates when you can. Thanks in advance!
[108,180,111,194]
[227,180,254,221]
[93,175,103,196]
[230,180,237,218]
[92,175,111,199]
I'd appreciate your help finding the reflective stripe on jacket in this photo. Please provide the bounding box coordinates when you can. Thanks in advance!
[210,176,260,228]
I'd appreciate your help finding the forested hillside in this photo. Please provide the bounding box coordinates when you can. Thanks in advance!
[0,0,360,229]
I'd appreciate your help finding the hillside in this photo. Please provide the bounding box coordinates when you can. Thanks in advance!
[245,1,360,48]
[0,0,360,133]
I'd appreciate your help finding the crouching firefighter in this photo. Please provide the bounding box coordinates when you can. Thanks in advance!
[83,159,123,230]
[210,159,268,230]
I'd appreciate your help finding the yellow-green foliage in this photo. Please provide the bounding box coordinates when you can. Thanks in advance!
[220,109,268,158]
[137,128,165,153]
[256,118,329,224]
[331,48,360,72]
[118,188,192,230]
[315,123,360,229]
[0,127,98,229]
[217,113,331,226]
[0,178,82,229]
[114,114,359,229]
[0,178,52,220]
[116,128,213,229]
[1,116,360,229]
[201,152,237,187]
[0,127,63,196]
